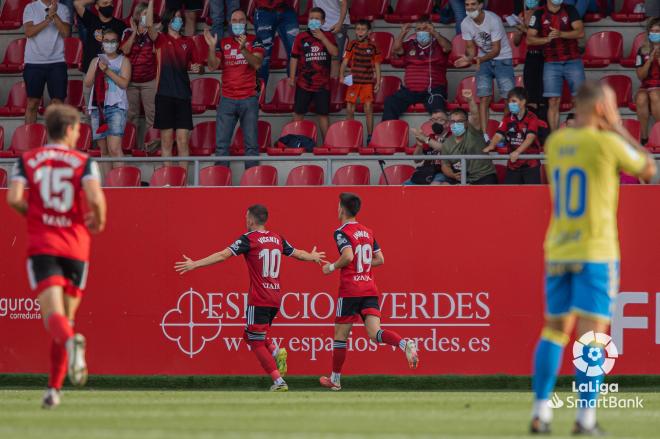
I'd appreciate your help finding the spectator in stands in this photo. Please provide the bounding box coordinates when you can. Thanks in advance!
[407,109,451,185]
[527,0,585,131]
[565,112,576,127]
[449,0,467,34]
[484,87,542,184]
[22,0,71,125]
[289,7,338,139]
[75,0,127,73]
[83,29,131,163]
[340,20,381,144]
[634,17,660,145]
[209,0,239,44]
[120,0,158,132]
[205,9,264,168]
[153,9,203,161]
[383,18,451,121]
[455,0,515,140]
[314,0,349,78]
[255,0,299,84]
[440,89,497,184]
[166,0,201,36]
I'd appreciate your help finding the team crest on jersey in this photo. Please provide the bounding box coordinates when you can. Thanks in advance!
[336,234,349,246]
[529,16,537,26]
[230,240,243,253]
[409,50,416,56]
[224,43,231,50]
[561,16,568,24]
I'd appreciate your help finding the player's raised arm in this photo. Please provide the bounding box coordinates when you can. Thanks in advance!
[174,248,234,274]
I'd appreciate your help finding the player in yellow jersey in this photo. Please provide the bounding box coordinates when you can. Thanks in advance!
[530,81,656,436]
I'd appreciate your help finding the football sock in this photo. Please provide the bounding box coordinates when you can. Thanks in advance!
[273,377,286,385]
[266,338,279,357]
[532,327,568,422]
[576,407,596,429]
[330,372,341,385]
[46,313,74,346]
[376,329,404,351]
[332,340,347,375]
[48,340,67,390]
[249,340,279,378]
[575,364,600,429]
[532,399,552,424]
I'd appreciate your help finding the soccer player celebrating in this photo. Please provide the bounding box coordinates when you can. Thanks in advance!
[319,193,418,391]
[530,82,656,435]
[174,205,325,391]
[6,104,107,409]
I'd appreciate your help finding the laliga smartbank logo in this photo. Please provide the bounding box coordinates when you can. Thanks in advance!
[547,331,644,410]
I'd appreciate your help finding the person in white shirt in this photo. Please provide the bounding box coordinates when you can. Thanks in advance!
[454,0,515,137]
[313,0,349,78]
[22,0,71,124]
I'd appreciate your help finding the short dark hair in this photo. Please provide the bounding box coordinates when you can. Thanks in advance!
[248,204,268,225]
[229,8,246,19]
[45,104,80,142]
[102,28,118,38]
[339,193,361,217]
[575,80,606,113]
[310,6,325,20]
[507,87,527,101]
[449,108,468,120]
[417,15,431,24]
[355,19,372,30]
[160,8,178,32]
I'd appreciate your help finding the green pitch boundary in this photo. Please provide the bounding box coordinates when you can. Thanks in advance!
[1,374,659,391]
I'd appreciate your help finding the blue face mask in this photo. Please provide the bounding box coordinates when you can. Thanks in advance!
[231,23,246,35]
[170,16,183,32]
[508,102,521,114]
[451,122,466,137]
[550,0,563,5]
[416,31,431,45]
[525,0,538,8]
[650,33,660,43]
[308,19,322,31]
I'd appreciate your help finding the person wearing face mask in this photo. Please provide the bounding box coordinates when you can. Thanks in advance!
[83,28,132,168]
[74,0,126,73]
[254,0,300,85]
[313,0,349,78]
[455,0,515,140]
[527,0,585,132]
[120,0,159,132]
[634,17,660,145]
[204,9,265,169]
[407,109,452,185]
[484,87,542,184]
[384,18,451,121]
[166,0,204,37]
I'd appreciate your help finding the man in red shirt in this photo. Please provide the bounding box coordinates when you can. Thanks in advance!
[319,193,419,391]
[383,18,451,121]
[205,9,265,168]
[6,104,107,409]
[175,205,325,391]
[289,7,338,139]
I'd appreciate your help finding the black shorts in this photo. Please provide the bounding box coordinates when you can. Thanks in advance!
[294,87,330,116]
[153,94,194,130]
[244,305,279,341]
[165,0,203,11]
[27,255,88,297]
[335,296,381,323]
[23,62,68,100]
[505,166,541,185]
[523,51,545,106]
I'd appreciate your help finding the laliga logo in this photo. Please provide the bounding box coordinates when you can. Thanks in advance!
[572,331,619,377]
[161,289,222,358]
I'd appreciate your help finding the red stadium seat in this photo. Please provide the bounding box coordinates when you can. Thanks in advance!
[314,120,363,155]
[191,78,220,114]
[268,120,318,156]
[0,81,30,116]
[261,78,295,113]
[230,120,271,155]
[357,75,401,113]
[648,123,660,153]
[270,37,289,69]
[583,31,623,68]
[599,75,631,108]
[0,168,6,188]
[350,0,388,22]
[332,165,370,185]
[0,38,25,73]
[363,120,409,155]
[369,32,394,65]
[121,122,137,154]
[240,0,256,20]
[149,166,187,187]
[240,165,278,186]
[190,34,210,67]
[486,0,513,17]
[447,76,482,110]
[508,32,526,66]
[329,78,347,113]
[0,126,4,151]
[448,35,468,68]
[38,80,84,113]
[611,0,645,22]
[286,165,325,186]
[620,32,645,68]
[64,37,82,69]
[75,123,93,152]
[293,0,312,24]
[384,0,433,23]
[486,119,501,143]
[189,121,216,156]
[621,119,641,142]
[0,124,46,158]
[133,128,162,156]
[495,164,507,184]
[200,165,232,186]
[105,166,142,187]
[490,75,524,111]
[0,0,30,30]
[379,164,415,185]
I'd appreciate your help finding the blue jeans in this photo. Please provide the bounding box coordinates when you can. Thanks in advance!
[254,7,299,84]
[563,0,600,17]
[476,59,515,98]
[90,105,127,140]
[209,0,239,43]
[449,0,466,34]
[215,95,259,169]
[543,59,586,97]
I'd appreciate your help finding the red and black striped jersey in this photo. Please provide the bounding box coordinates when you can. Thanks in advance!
[334,222,381,298]
[529,5,581,62]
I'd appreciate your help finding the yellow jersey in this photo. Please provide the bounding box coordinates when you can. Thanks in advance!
[544,127,647,262]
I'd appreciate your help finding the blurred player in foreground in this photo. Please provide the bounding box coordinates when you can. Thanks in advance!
[531,81,656,435]
[319,193,419,391]
[174,205,325,391]
[6,104,107,408]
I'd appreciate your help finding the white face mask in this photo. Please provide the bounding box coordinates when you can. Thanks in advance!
[102,42,118,54]
[467,9,480,19]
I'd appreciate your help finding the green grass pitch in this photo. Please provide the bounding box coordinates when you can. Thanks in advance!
[1,388,659,439]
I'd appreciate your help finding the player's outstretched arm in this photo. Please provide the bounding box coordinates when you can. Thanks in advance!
[6,180,27,216]
[322,248,354,275]
[174,248,233,275]
[291,246,326,263]
[83,178,106,233]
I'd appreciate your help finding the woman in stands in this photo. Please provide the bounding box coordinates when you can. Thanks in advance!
[634,17,660,145]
